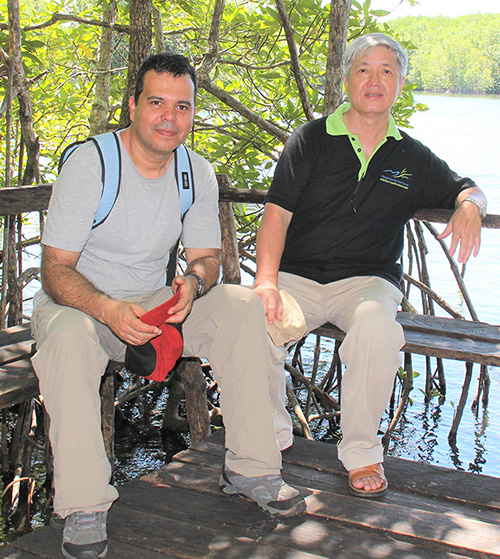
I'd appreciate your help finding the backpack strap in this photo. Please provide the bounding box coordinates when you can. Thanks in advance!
[58,142,85,173]
[174,144,195,219]
[89,132,121,228]
[58,131,121,229]
[166,144,196,286]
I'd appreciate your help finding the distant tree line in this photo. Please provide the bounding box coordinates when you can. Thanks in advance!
[390,14,500,94]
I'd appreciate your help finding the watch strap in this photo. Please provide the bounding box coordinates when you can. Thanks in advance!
[185,272,204,299]
[462,196,486,220]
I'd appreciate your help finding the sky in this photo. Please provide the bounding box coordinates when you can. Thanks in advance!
[371,0,500,19]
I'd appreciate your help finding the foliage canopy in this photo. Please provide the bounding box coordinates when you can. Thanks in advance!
[1,0,424,194]
[390,14,500,94]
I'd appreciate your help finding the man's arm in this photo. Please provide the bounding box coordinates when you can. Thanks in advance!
[254,203,293,324]
[166,248,221,323]
[438,186,487,264]
[41,244,161,345]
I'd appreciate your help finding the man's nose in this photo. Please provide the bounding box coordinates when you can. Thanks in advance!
[162,107,176,121]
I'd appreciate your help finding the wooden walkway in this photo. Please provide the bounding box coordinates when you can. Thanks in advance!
[1,431,500,558]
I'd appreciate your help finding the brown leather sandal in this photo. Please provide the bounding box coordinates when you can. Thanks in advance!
[348,463,388,498]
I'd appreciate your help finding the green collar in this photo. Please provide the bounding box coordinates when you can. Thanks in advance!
[325,103,402,179]
[326,103,402,140]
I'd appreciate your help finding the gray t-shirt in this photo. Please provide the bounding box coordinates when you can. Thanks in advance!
[37,131,221,303]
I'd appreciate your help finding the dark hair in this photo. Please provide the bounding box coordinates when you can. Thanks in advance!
[134,53,198,103]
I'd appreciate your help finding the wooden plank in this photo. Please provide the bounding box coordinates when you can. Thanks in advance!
[402,331,500,365]
[306,489,500,558]
[116,483,467,559]
[0,519,189,559]
[0,184,53,215]
[3,182,500,229]
[313,312,500,366]
[0,341,34,366]
[185,435,500,514]
[0,324,33,349]
[1,432,495,559]
[116,479,279,537]
[0,360,39,408]
[175,444,494,523]
[108,502,266,558]
[282,437,500,513]
[0,522,62,559]
[397,312,500,342]
[0,549,45,559]
[142,453,499,558]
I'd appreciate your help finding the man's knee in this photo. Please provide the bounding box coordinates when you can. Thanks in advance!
[341,314,404,364]
[36,306,100,348]
[210,284,265,317]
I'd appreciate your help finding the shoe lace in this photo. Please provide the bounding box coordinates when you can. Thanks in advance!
[74,512,100,531]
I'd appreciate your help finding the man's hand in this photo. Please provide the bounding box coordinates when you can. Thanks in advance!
[100,299,161,345]
[254,281,283,325]
[438,199,482,264]
[254,203,293,324]
[41,244,161,345]
[164,247,220,324]
[167,274,198,323]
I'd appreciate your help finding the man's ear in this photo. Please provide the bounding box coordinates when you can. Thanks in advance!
[398,77,406,96]
[128,96,136,121]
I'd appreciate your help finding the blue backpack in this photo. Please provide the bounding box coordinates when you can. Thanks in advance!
[59,131,195,283]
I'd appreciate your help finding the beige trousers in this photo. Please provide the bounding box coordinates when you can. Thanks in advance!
[272,272,405,471]
[31,285,282,518]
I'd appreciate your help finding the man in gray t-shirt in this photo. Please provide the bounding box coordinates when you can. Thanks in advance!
[31,53,305,559]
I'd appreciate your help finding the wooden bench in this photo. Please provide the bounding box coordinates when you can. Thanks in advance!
[1,183,500,458]
[313,311,500,367]
[0,323,38,409]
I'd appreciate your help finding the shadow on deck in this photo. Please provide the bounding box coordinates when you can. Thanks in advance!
[1,430,500,558]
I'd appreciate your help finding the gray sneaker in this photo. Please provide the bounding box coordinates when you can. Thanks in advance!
[62,511,108,559]
[219,467,306,517]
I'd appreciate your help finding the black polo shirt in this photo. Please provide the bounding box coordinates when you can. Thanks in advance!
[266,108,475,287]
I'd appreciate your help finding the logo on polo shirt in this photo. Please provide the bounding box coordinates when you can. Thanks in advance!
[380,168,412,190]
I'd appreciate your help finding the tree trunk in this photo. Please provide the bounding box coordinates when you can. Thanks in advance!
[275,0,314,121]
[119,0,152,128]
[152,6,165,54]
[8,0,40,185]
[323,0,352,116]
[89,0,117,135]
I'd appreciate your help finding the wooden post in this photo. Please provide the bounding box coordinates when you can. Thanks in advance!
[217,174,241,285]
[178,359,211,444]
[100,363,116,472]
[448,362,473,442]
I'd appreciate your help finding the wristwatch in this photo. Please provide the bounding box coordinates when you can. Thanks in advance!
[186,272,205,299]
[463,196,487,220]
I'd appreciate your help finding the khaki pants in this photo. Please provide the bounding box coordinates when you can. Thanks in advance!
[31,285,282,518]
[272,273,405,471]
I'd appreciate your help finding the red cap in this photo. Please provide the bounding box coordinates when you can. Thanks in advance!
[140,289,180,327]
[124,291,184,382]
